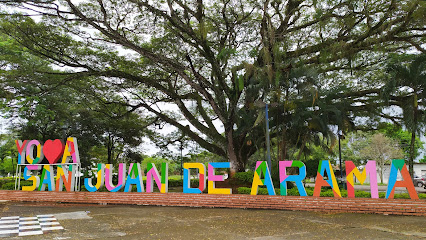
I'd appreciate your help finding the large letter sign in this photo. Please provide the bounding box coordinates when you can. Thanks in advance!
[279,161,307,196]
[56,165,76,192]
[15,140,28,164]
[26,140,44,164]
[208,162,231,194]
[251,161,275,195]
[62,137,80,163]
[314,160,341,197]
[22,165,41,191]
[39,165,55,191]
[14,138,421,201]
[124,163,144,192]
[84,164,105,192]
[146,163,168,193]
[105,164,126,192]
[43,139,65,164]
[183,163,206,194]
[346,161,379,198]
[386,159,418,199]
[16,137,79,192]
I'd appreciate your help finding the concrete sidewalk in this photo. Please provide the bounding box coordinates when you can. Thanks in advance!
[1,202,425,239]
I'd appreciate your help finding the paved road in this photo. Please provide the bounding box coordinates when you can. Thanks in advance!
[305,183,426,194]
[1,202,425,239]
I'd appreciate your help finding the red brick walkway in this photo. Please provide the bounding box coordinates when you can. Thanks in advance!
[0,190,425,216]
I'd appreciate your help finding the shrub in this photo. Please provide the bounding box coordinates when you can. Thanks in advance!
[237,187,250,194]
[168,179,199,188]
[237,187,279,195]
[169,179,183,187]
[238,186,426,199]
[0,178,26,189]
[79,178,199,192]
[2,181,33,190]
[231,171,254,185]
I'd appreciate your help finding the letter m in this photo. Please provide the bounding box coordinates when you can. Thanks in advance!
[345,161,379,198]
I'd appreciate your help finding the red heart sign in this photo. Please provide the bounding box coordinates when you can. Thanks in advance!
[43,139,65,164]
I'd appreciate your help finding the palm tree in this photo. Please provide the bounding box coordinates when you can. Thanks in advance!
[385,54,426,177]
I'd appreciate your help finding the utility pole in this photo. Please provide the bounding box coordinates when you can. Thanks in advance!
[265,104,272,169]
[338,130,345,189]
[180,140,183,180]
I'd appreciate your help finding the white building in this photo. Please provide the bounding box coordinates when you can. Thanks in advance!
[375,163,426,184]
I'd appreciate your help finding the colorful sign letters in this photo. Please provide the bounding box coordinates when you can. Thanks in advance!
[208,162,232,194]
[251,161,275,195]
[386,159,418,199]
[346,161,378,198]
[314,160,342,197]
[16,137,80,192]
[15,139,419,200]
[279,161,307,196]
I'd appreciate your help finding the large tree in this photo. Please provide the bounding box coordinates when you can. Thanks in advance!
[384,54,426,177]
[0,34,151,167]
[379,122,424,164]
[361,133,404,184]
[0,0,425,174]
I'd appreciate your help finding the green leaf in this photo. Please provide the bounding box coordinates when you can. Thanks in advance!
[253,112,265,128]
[238,75,244,92]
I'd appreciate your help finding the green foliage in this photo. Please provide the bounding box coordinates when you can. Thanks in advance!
[0,1,425,173]
[237,186,426,199]
[0,157,15,174]
[237,187,266,195]
[0,178,33,190]
[360,133,404,183]
[141,156,179,175]
[229,171,254,186]
[302,144,328,177]
[337,131,371,166]
[0,135,18,175]
[185,151,226,165]
[78,178,198,191]
[378,123,424,160]
[383,54,426,175]
[0,33,150,168]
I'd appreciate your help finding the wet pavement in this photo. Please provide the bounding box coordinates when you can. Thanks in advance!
[1,201,426,239]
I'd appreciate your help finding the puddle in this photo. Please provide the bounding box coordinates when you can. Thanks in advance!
[54,211,92,220]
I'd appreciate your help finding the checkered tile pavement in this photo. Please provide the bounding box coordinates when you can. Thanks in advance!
[0,214,64,237]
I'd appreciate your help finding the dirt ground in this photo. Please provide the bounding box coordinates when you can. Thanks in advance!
[1,201,426,239]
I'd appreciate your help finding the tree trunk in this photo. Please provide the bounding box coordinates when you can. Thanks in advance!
[107,134,113,165]
[107,146,113,165]
[297,135,307,160]
[409,93,418,178]
[409,130,416,178]
[226,128,244,176]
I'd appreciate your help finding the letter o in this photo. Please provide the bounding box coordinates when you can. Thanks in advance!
[26,140,44,164]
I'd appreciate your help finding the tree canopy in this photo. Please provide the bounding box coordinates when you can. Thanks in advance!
[0,0,425,174]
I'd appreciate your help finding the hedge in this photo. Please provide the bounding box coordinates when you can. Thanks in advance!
[2,181,35,190]
[79,179,200,192]
[237,187,426,199]
[230,171,254,185]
